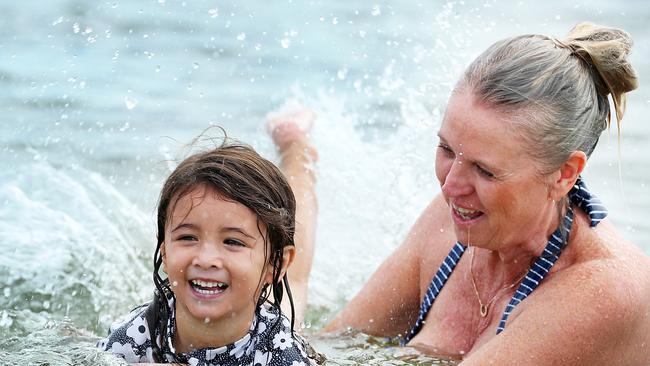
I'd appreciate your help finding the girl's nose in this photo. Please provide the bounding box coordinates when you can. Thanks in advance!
[441,160,474,197]
[193,241,224,269]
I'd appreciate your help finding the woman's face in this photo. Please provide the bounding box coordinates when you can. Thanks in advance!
[435,90,557,251]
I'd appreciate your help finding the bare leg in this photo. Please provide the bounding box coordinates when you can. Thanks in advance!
[268,108,318,328]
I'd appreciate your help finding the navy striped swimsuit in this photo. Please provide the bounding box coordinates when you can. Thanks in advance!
[403,177,607,343]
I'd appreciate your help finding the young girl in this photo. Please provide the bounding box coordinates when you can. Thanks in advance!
[98,110,319,365]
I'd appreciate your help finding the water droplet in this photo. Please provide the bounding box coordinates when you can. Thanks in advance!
[52,17,64,26]
[371,5,381,16]
[72,22,80,34]
[332,17,338,25]
[193,62,199,69]
[337,68,348,80]
[280,38,290,48]
[254,43,261,51]
[124,96,137,110]
[119,122,130,131]
[172,281,178,287]
[237,32,246,41]
[208,8,218,18]
[0,311,13,328]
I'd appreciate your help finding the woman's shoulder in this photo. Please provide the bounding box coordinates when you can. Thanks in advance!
[410,194,458,269]
[549,217,650,325]
[96,302,153,363]
[577,213,650,281]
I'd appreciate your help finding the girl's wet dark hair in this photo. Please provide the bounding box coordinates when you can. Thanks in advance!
[147,139,297,361]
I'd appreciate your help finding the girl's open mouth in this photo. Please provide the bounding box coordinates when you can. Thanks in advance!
[189,279,229,296]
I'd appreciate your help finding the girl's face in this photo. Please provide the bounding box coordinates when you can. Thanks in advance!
[161,184,272,328]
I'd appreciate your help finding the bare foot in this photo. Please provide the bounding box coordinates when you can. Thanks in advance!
[267,106,318,162]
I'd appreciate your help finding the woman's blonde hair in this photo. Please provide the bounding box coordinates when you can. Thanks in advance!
[457,22,638,174]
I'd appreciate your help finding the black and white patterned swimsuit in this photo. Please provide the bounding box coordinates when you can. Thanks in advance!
[97,297,317,366]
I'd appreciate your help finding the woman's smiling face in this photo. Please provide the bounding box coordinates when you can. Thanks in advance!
[435,90,557,251]
[162,184,271,327]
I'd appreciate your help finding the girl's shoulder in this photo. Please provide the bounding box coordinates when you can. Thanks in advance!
[250,303,322,365]
[96,302,154,363]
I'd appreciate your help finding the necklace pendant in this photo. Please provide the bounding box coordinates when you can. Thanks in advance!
[480,304,488,317]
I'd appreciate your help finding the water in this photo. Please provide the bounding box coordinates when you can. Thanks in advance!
[1,1,649,364]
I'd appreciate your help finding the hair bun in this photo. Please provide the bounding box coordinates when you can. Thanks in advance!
[562,22,638,124]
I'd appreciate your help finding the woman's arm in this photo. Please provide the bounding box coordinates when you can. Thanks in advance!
[324,194,455,337]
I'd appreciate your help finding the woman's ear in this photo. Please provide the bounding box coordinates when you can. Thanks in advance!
[549,151,587,200]
[264,246,296,284]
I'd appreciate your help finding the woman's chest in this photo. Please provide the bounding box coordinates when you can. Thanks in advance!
[410,264,521,357]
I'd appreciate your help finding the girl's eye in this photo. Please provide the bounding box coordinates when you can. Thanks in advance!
[476,164,495,179]
[224,238,246,247]
[177,235,198,241]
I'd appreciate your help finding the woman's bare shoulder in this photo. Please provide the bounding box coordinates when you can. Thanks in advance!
[408,194,455,251]
[472,239,650,365]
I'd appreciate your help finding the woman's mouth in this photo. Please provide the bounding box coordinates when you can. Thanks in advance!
[451,203,484,222]
[189,279,229,297]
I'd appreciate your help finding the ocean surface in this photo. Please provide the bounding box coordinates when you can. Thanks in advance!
[1,0,648,364]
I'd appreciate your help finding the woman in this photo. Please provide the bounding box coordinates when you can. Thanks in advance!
[273,22,650,365]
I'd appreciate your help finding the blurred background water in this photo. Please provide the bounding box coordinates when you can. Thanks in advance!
[1,0,648,364]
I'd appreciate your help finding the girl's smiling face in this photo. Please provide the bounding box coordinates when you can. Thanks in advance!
[161,184,272,329]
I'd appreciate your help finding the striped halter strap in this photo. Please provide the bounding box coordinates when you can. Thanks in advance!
[402,177,607,344]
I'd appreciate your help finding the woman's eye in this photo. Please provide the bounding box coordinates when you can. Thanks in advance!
[476,164,495,178]
[437,143,454,155]
[224,239,246,247]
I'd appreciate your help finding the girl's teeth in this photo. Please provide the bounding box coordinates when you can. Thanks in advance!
[191,280,228,289]
[195,287,222,295]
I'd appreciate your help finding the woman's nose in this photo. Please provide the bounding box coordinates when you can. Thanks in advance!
[441,160,474,197]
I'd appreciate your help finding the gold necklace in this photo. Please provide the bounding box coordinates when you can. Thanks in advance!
[468,246,528,318]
